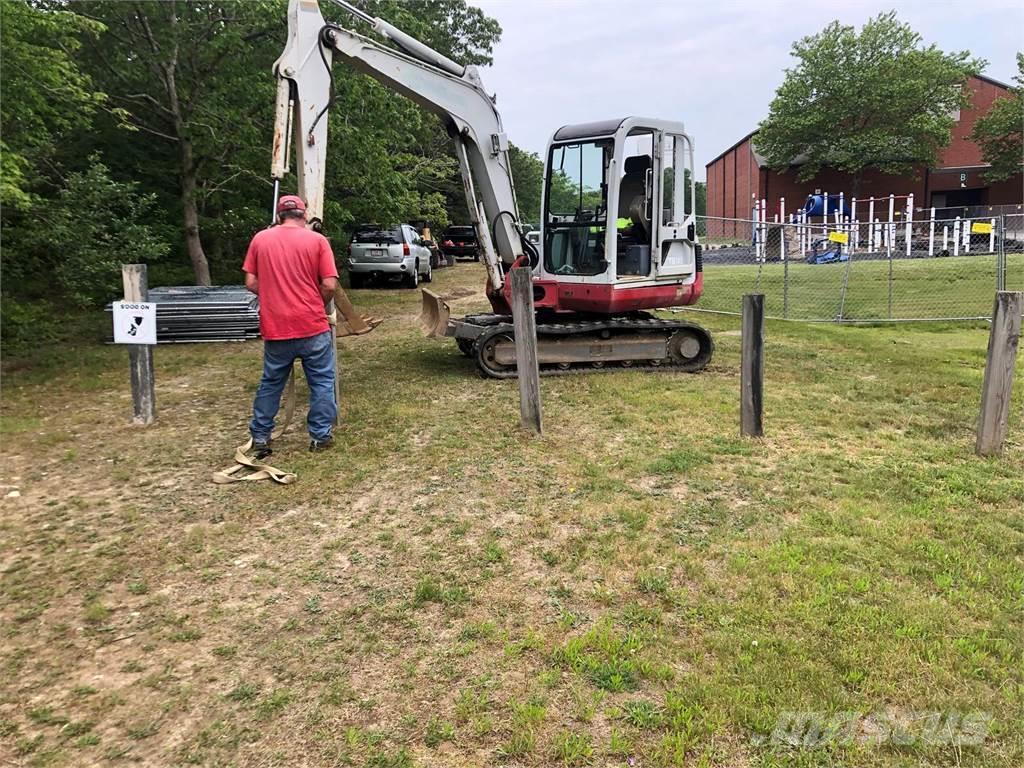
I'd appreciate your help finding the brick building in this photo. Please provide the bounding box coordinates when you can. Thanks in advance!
[705,74,1022,224]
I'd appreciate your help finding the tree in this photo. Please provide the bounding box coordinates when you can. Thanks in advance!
[508,144,544,225]
[755,12,983,193]
[68,0,280,286]
[972,53,1024,182]
[0,0,103,209]
[47,158,170,306]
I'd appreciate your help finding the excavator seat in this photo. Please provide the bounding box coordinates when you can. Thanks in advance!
[618,154,652,241]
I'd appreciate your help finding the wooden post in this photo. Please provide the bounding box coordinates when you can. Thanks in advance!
[122,264,156,425]
[510,266,543,434]
[976,291,1022,456]
[741,294,765,437]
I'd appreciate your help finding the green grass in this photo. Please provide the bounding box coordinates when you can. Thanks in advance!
[0,262,1021,766]
[702,251,1024,320]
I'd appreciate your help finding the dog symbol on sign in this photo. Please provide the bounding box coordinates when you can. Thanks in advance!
[127,316,144,337]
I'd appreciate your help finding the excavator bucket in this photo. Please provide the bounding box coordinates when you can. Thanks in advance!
[419,289,451,337]
[333,285,381,337]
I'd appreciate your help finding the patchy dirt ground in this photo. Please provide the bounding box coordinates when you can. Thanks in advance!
[2,265,1022,767]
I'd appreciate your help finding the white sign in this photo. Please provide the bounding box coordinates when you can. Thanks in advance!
[113,301,157,345]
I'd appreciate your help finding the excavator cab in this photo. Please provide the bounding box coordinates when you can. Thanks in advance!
[530,118,702,315]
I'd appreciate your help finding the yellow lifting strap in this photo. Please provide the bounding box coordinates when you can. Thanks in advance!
[211,372,298,485]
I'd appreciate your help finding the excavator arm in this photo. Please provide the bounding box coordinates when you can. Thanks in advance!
[271,0,527,297]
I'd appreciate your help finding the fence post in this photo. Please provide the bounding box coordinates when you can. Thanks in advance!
[989,217,996,253]
[997,215,1006,291]
[887,238,894,320]
[887,194,895,249]
[779,197,786,261]
[741,294,765,437]
[928,207,936,257]
[905,193,913,256]
[122,264,156,426]
[976,291,1022,456]
[868,198,876,250]
[510,265,543,434]
[851,197,858,249]
[783,243,790,319]
[760,198,767,264]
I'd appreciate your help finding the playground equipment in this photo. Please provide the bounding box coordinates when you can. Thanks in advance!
[749,191,1004,264]
[802,193,850,218]
[804,237,848,265]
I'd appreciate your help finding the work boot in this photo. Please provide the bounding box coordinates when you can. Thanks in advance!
[249,439,273,460]
[309,437,334,453]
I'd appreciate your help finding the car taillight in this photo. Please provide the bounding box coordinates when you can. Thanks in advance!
[347,243,352,254]
[444,240,454,246]
[403,243,410,256]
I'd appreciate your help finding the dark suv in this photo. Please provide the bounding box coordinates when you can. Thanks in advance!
[440,225,479,261]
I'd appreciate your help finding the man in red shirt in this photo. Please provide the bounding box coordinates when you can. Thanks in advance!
[242,195,339,454]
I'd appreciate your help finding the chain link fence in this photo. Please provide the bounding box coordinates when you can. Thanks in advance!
[693,213,1023,322]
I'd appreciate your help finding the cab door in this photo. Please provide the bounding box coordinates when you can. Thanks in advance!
[654,132,697,279]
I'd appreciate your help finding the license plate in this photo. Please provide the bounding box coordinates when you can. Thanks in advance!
[370,249,385,257]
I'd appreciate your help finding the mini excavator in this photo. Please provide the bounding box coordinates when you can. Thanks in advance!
[272,0,713,378]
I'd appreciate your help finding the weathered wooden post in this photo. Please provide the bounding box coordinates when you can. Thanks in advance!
[741,293,765,437]
[976,291,1022,456]
[121,264,156,425]
[510,265,543,434]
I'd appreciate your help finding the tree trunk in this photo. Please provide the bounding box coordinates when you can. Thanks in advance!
[179,137,211,286]
[851,171,863,200]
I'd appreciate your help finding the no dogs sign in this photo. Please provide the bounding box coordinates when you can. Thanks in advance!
[113,301,157,345]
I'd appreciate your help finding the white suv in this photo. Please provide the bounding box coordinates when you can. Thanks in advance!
[347,224,433,288]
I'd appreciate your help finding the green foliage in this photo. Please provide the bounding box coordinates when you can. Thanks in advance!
[0,0,104,209]
[508,144,544,225]
[756,12,984,186]
[47,159,170,307]
[972,54,1024,182]
[1,0,502,313]
[0,300,62,355]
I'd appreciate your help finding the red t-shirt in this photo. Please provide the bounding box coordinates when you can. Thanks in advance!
[242,225,338,340]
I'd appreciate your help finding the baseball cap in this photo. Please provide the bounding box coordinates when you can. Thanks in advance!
[276,195,307,214]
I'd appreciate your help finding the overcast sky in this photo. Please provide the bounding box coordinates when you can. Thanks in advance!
[471,0,1022,180]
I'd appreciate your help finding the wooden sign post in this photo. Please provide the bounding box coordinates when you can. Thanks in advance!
[741,293,765,437]
[121,264,156,425]
[976,291,1022,456]
[510,265,543,434]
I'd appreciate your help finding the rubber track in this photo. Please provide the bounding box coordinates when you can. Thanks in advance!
[474,317,714,379]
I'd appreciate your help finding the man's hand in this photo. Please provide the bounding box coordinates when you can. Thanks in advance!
[320,276,338,301]
[244,272,259,295]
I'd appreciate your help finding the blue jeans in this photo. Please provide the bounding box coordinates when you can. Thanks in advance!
[250,330,337,442]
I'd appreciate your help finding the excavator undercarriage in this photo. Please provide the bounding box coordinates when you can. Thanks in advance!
[421,291,712,378]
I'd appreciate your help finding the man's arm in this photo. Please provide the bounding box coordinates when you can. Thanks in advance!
[316,234,340,301]
[242,234,259,293]
[319,276,338,301]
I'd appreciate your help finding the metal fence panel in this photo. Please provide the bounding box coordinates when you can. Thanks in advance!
[1006,214,1024,295]
[693,213,1019,322]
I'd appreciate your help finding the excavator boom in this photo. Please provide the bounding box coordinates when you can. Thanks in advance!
[272,0,527,293]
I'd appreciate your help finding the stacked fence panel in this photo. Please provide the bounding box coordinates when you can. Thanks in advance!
[105,285,260,343]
